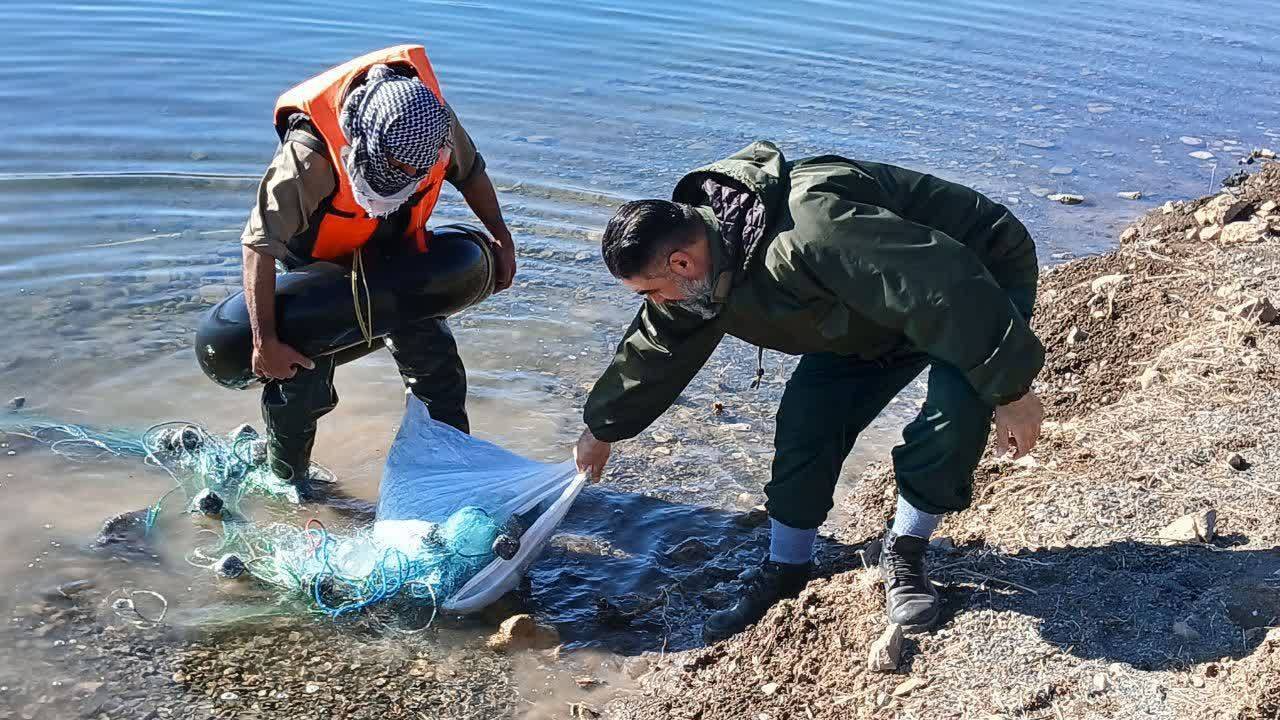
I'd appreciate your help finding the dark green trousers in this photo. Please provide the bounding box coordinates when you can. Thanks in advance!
[261,317,469,482]
[766,287,1035,528]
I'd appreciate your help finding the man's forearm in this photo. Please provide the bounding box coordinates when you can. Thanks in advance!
[458,168,513,246]
[241,245,278,346]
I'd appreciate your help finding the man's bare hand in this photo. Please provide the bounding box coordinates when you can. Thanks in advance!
[994,390,1043,459]
[491,233,517,293]
[574,427,612,482]
[252,337,315,380]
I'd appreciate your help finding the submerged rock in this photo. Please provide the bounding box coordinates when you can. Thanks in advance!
[1048,193,1085,205]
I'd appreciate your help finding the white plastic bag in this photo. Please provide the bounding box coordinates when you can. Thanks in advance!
[374,396,585,612]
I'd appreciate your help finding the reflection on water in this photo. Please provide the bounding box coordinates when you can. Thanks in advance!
[0,0,1277,714]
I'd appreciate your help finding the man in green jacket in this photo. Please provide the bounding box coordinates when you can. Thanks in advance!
[574,141,1045,642]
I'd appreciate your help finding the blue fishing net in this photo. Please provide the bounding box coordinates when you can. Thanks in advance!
[2,398,580,619]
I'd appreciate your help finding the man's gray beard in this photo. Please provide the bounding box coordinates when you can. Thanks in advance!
[670,273,719,320]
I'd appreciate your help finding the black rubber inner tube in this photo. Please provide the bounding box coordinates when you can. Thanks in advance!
[195,224,495,389]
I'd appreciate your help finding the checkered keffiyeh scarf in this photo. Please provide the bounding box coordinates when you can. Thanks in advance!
[339,64,452,217]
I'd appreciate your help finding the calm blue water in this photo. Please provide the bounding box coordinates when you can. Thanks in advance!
[0,1,1276,713]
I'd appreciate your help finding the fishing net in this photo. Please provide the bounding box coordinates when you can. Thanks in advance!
[3,397,583,619]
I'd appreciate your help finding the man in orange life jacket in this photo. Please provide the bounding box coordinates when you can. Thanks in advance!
[239,45,517,485]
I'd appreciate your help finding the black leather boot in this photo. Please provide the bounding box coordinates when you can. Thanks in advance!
[880,530,941,631]
[702,560,812,643]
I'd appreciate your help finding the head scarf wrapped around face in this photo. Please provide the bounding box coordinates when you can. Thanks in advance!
[339,64,453,217]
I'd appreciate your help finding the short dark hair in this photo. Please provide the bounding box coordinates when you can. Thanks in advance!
[601,200,700,278]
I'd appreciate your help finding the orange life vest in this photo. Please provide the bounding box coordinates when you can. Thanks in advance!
[273,45,449,260]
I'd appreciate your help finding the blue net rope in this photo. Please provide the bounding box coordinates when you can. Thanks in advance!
[2,417,505,620]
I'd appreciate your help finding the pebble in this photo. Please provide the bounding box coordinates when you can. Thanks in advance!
[1092,673,1110,694]
[1048,193,1085,205]
[1180,136,1204,146]
[651,431,673,444]
[1227,453,1249,471]
[867,623,903,672]
[892,677,928,697]
[1116,191,1142,200]
[1172,620,1202,643]
[1232,297,1278,324]
[219,691,239,702]
[1189,150,1215,160]
[760,682,780,696]
[1066,326,1088,345]
[1160,510,1217,543]
[1048,166,1074,175]
[304,683,320,694]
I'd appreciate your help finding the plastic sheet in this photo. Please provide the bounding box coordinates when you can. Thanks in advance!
[374,396,584,612]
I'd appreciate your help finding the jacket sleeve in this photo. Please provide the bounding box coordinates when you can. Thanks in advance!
[240,137,336,261]
[583,303,725,442]
[797,200,1044,406]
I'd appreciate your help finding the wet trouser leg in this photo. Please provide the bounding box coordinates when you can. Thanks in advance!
[261,354,339,483]
[386,317,470,434]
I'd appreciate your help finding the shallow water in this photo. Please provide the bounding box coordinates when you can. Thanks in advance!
[0,0,1277,715]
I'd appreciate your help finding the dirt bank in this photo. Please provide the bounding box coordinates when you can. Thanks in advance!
[608,163,1280,720]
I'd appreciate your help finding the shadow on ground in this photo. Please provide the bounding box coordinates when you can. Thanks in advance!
[935,540,1280,669]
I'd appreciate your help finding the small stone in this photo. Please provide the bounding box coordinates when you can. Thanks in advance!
[574,676,603,689]
[1227,453,1250,471]
[1117,191,1142,200]
[486,614,559,652]
[7,397,25,410]
[623,657,651,679]
[219,692,239,702]
[651,431,673,444]
[1047,193,1084,205]
[1090,274,1128,293]
[760,682,780,696]
[664,537,715,564]
[1120,227,1139,242]
[892,677,928,697]
[733,505,769,529]
[1196,195,1248,225]
[1189,150,1215,160]
[1220,221,1263,245]
[1091,673,1110,694]
[57,579,95,597]
[1232,297,1278,324]
[568,702,600,719]
[1256,148,1278,160]
[1172,620,1202,643]
[1199,226,1222,242]
[170,672,187,684]
[1048,166,1074,176]
[304,682,320,694]
[1160,510,1217,543]
[1066,326,1088,345]
[197,284,236,304]
[1138,367,1162,390]
[1260,200,1278,214]
[1191,675,1206,688]
[867,623,904,672]
[1180,136,1204,146]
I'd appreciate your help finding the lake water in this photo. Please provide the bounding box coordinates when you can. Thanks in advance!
[0,0,1276,716]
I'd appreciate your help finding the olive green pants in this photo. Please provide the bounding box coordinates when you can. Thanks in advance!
[261,317,469,482]
[765,286,1035,528]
